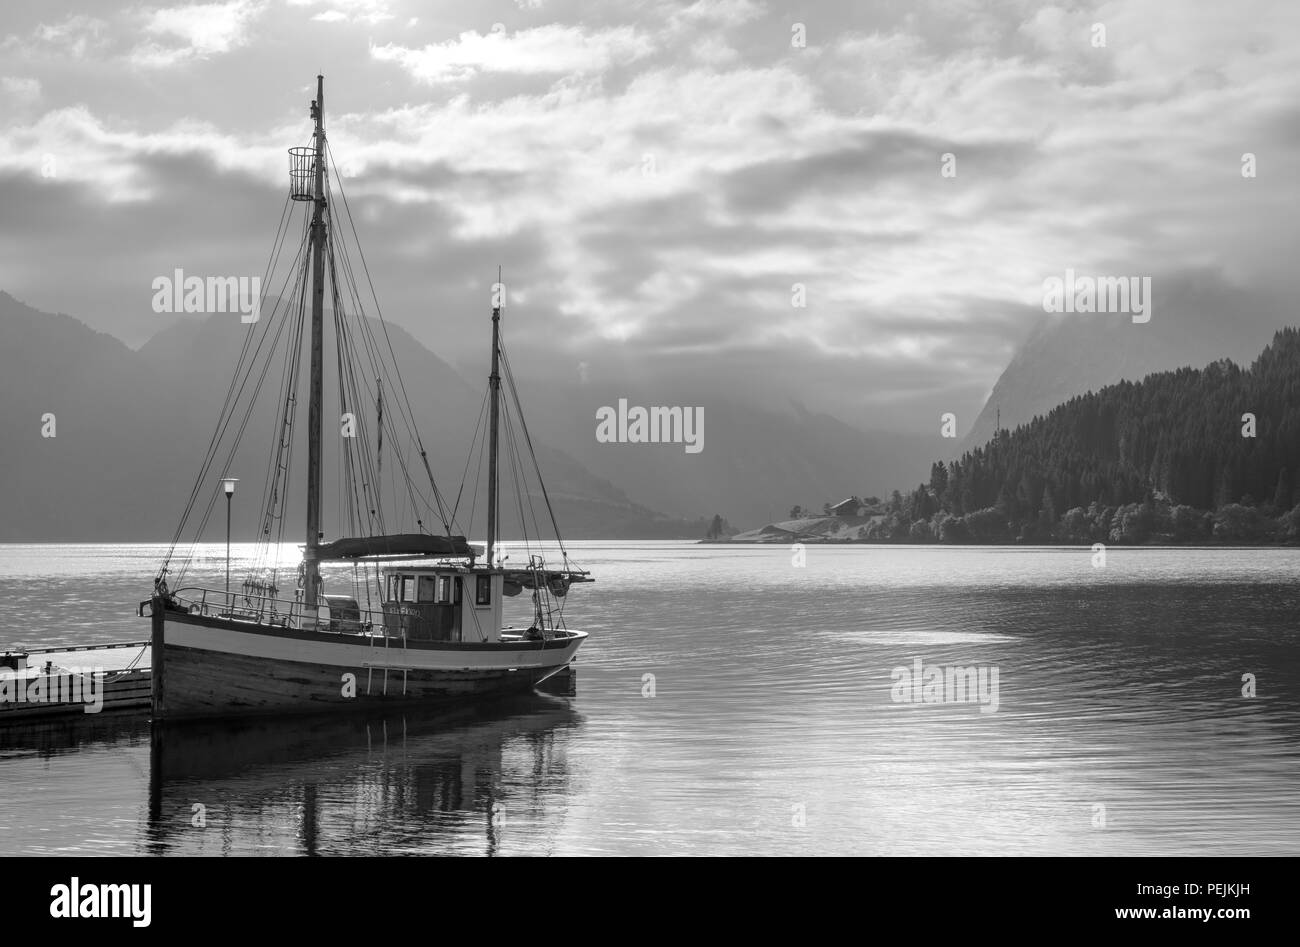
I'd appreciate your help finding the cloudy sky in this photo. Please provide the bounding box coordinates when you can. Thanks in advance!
[1,0,1297,430]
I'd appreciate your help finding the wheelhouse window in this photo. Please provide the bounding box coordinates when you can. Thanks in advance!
[437,576,452,604]
[475,575,492,606]
[417,575,436,603]
[401,576,416,603]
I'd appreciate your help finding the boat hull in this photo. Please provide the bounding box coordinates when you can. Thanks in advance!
[152,607,584,721]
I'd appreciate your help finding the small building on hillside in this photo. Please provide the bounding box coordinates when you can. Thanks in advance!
[830,496,864,518]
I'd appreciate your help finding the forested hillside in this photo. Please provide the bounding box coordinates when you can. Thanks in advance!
[863,328,1300,544]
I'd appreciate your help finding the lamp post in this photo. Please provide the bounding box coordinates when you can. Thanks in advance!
[223,478,239,600]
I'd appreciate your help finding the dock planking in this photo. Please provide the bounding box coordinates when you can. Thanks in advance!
[0,641,152,719]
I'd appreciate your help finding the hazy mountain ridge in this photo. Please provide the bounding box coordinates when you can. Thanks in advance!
[0,292,694,541]
[961,272,1294,453]
[500,381,939,528]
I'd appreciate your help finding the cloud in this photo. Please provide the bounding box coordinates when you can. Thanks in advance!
[129,0,267,67]
[1,14,108,59]
[0,76,41,105]
[371,24,656,82]
[1,0,1298,435]
[289,0,395,25]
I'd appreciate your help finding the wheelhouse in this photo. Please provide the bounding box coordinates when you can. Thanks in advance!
[380,567,503,643]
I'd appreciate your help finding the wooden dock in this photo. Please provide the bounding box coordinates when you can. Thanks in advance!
[0,641,152,719]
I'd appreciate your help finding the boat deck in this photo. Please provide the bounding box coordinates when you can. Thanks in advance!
[12,640,153,672]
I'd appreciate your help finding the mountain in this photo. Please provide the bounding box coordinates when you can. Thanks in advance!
[0,291,1021,541]
[0,292,161,537]
[487,379,939,528]
[961,270,1294,453]
[875,328,1300,545]
[0,292,700,541]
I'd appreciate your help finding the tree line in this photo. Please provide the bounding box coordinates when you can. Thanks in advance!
[829,328,1300,544]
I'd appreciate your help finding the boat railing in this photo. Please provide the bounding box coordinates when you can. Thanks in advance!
[160,587,524,642]
[165,586,388,636]
[154,586,584,642]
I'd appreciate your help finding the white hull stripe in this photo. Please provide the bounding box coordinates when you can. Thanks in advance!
[163,618,582,671]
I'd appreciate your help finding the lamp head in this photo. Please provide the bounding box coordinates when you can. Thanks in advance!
[222,477,239,497]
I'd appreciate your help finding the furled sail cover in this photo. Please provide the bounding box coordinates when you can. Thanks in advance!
[316,534,474,560]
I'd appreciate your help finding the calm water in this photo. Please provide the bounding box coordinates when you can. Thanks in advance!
[0,542,1297,856]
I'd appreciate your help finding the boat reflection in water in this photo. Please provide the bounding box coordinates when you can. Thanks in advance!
[145,692,581,856]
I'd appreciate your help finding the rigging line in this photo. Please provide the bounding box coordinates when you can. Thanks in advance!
[502,398,544,553]
[451,386,490,523]
[161,193,298,574]
[332,322,443,537]
[325,257,372,528]
[322,169,405,429]
[324,214,385,537]
[332,245,428,542]
[330,245,382,540]
[465,392,489,544]
[463,586,488,643]
[330,276,351,541]
[511,398,549,553]
[260,293,305,550]
[268,273,308,589]
[255,227,312,553]
[326,141,454,530]
[249,193,303,542]
[328,237,357,539]
[178,242,310,584]
[501,400,535,553]
[160,207,285,575]
[322,197,444,532]
[501,353,581,576]
[330,254,421,535]
[252,307,298,577]
[337,324,366,539]
[248,289,301,588]
[257,226,311,541]
[337,274,384,544]
[170,211,311,581]
[499,340,573,563]
[344,336,385,535]
[348,303,450,530]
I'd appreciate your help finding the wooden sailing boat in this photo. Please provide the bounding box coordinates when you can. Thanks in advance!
[145,76,591,721]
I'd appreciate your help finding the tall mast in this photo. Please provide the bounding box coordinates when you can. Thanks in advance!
[304,75,327,613]
[486,272,502,568]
